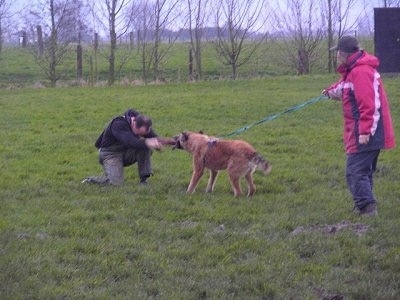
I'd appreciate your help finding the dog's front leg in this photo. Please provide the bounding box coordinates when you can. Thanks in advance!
[187,169,204,193]
[187,158,205,194]
[206,170,218,193]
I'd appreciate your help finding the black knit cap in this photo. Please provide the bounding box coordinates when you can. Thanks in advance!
[124,109,152,130]
[330,36,359,53]
[124,109,139,125]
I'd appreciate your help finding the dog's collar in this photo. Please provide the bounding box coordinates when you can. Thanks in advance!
[203,138,218,164]
[207,139,217,148]
[207,138,218,148]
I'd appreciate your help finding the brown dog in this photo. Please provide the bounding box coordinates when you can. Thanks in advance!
[174,131,271,197]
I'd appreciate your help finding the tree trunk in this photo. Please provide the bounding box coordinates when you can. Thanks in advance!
[77,44,83,82]
[109,30,116,85]
[194,27,203,80]
[107,0,117,86]
[37,25,44,56]
[327,0,334,73]
[0,21,2,57]
[49,0,57,87]
[189,47,193,80]
[94,33,99,83]
[129,31,134,50]
[22,31,27,48]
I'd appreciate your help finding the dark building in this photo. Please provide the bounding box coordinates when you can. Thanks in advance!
[374,8,400,73]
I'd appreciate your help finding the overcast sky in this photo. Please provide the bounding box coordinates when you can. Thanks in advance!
[7,0,389,32]
[9,0,384,15]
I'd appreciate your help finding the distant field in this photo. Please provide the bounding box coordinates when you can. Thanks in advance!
[1,75,399,299]
[0,37,376,88]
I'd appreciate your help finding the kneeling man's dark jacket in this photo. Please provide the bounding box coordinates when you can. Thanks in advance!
[95,109,157,151]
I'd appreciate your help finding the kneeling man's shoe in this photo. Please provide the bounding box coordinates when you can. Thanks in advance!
[358,203,377,217]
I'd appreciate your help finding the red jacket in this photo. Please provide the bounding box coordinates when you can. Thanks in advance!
[326,51,395,154]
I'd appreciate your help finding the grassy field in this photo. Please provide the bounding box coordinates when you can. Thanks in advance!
[1,75,399,299]
[0,37,376,88]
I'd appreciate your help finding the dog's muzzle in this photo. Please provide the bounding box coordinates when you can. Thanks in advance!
[172,136,183,150]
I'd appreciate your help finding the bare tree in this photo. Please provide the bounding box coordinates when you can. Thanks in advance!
[131,0,183,83]
[326,0,334,73]
[0,0,12,58]
[28,0,79,87]
[132,2,147,82]
[85,1,101,85]
[272,0,325,75]
[380,0,400,6]
[131,0,155,83]
[186,0,210,80]
[61,0,91,43]
[91,0,133,85]
[87,0,134,85]
[214,0,267,80]
[322,0,359,72]
[152,0,183,81]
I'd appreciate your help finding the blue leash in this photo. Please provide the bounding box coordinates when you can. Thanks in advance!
[220,95,328,138]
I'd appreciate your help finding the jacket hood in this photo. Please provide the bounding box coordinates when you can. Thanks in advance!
[350,51,379,69]
[124,109,139,125]
[337,51,379,74]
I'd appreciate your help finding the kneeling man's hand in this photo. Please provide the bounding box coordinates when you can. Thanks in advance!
[145,137,163,150]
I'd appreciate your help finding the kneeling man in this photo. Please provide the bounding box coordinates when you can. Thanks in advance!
[82,109,163,185]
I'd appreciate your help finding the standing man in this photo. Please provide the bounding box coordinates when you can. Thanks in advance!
[322,36,395,216]
[82,109,167,186]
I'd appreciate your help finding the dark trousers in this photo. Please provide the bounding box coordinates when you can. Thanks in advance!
[346,150,380,209]
[88,147,152,185]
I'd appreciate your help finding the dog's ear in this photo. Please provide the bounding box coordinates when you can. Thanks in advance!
[182,131,189,141]
[198,130,203,134]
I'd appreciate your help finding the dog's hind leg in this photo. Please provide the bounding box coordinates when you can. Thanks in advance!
[206,170,219,193]
[228,172,243,197]
[245,172,256,197]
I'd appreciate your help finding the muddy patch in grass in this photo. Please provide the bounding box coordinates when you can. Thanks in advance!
[291,220,370,236]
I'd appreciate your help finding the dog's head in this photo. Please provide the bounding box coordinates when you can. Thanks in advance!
[172,132,189,150]
[172,131,205,150]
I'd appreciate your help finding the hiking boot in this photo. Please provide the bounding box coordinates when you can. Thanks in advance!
[139,174,151,186]
[139,180,148,186]
[81,178,93,184]
[139,177,149,186]
[81,177,110,185]
[357,203,378,217]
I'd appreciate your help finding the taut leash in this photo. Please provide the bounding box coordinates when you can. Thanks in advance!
[219,95,328,138]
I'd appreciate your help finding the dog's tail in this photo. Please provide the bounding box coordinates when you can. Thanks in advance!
[252,153,272,175]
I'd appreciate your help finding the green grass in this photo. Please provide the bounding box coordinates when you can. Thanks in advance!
[1,38,377,88]
[1,76,399,299]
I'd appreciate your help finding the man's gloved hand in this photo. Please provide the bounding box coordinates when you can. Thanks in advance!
[322,89,330,97]
[145,137,163,150]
